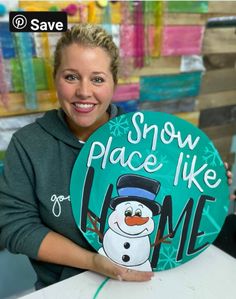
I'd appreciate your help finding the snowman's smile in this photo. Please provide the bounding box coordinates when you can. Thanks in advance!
[114,221,148,236]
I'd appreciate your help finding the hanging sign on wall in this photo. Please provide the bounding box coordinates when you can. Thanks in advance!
[70,111,229,271]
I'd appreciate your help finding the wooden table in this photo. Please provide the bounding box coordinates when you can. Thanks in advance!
[20,245,236,299]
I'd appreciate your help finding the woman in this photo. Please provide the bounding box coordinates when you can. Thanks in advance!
[0,24,234,289]
[0,24,154,290]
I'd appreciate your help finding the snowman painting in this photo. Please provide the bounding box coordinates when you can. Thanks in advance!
[98,174,164,271]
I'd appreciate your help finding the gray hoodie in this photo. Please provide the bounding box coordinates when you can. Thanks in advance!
[0,105,122,288]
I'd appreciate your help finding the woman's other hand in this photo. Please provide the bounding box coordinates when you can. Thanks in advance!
[90,253,154,282]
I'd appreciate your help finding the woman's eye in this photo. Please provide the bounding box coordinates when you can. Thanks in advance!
[135,209,142,217]
[125,206,133,217]
[65,74,78,81]
[92,77,104,84]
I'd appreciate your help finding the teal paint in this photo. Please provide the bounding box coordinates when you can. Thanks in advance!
[93,277,110,299]
[140,72,202,102]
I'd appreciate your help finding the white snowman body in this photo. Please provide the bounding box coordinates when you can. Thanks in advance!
[99,229,152,271]
[98,200,155,271]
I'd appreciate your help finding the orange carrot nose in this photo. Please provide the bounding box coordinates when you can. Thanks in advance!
[125,215,149,226]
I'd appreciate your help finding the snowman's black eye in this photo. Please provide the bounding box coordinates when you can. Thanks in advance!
[135,208,142,217]
[125,206,133,217]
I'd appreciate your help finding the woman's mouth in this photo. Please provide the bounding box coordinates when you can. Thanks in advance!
[73,103,95,113]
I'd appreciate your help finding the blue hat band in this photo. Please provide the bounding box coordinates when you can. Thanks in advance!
[118,187,155,201]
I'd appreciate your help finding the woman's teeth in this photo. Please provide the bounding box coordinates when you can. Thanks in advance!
[74,103,94,108]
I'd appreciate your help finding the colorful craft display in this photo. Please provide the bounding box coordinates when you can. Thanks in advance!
[0,1,209,114]
[70,111,229,271]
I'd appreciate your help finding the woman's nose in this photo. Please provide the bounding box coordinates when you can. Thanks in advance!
[76,80,92,98]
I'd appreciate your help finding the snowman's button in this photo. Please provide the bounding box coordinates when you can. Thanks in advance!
[124,242,130,249]
[122,255,130,262]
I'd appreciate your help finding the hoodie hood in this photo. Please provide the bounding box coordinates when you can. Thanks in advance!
[36,104,122,149]
[36,109,81,149]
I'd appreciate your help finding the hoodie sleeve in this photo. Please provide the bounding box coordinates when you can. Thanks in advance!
[0,135,50,259]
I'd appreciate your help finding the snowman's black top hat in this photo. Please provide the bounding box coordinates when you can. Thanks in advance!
[110,174,161,215]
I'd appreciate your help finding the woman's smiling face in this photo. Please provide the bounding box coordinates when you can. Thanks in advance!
[55,43,115,141]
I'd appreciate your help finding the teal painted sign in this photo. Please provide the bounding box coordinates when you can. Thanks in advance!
[70,111,229,271]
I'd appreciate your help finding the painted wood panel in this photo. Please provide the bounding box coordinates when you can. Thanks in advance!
[119,25,135,58]
[208,1,236,13]
[112,83,139,102]
[0,22,15,59]
[197,90,236,110]
[174,111,199,126]
[139,97,196,113]
[115,100,138,113]
[10,58,48,92]
[0,91,59,117]
[199,104,236,128]
[119,25,162,59]
[167,1,208,13]
[203,54,236,70]
[132,57,181,76]
[202,123,236,140]
[200,69,236,94]
[203,28,236,54]
[161,26,204,56]
[140,72,202,102]
[118,77,139,84]
[165,13,208,25]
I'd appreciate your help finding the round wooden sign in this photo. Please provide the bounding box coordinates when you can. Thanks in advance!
[70,111,229,271]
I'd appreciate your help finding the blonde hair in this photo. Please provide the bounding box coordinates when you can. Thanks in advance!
[53,24,119,84]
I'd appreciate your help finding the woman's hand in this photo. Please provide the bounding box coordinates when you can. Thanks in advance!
[225,162,236,201]
[37,231,153,282]
[90,253,154,282]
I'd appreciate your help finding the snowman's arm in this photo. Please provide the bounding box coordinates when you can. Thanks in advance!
[87,212,103,240]
[151,230,172,247]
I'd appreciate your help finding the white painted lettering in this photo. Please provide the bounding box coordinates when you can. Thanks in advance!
[127,112,144,145]
[204,169,221,188]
